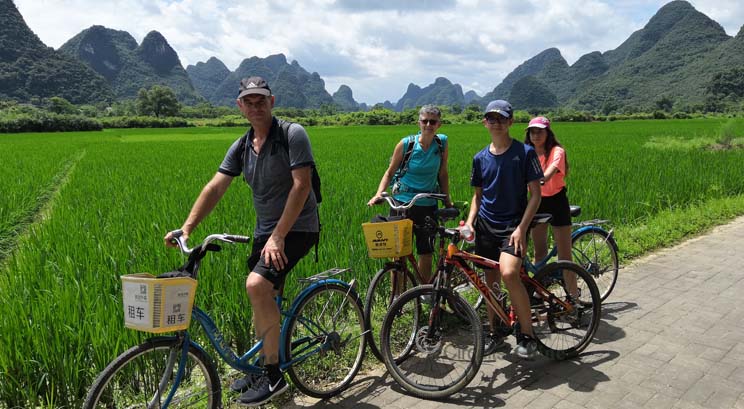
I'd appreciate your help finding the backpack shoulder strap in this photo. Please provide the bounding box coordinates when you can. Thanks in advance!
[399,134,416,177]
[277,119,321,262]
[274,119,292,154]
[237,130,250,163]
[433,134,443,155]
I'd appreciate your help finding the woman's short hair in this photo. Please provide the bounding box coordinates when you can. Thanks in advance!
[419,104,441,118]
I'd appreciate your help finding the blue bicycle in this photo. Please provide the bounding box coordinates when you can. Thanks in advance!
[537,206,619,302]
[84,231,366,408]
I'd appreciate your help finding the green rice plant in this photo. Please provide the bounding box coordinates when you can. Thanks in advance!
[1,118,744,407]
[714,118,744,148]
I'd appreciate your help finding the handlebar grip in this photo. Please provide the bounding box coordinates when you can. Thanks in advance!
[436,207,460,221]
[373,196,386,205]
[225,234,251,243]
[168,229,184,246]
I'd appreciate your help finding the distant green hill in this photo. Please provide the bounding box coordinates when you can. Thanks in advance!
[59,26,203,104]
[185,57,230,102]
[0,0,113,104]
[571,0,731,111]
[485,0,742,112]
[332,85,360,112]
[3,0,743,112]
[395,77,465,111]
[196,54,335,108]
[481,48,567,103]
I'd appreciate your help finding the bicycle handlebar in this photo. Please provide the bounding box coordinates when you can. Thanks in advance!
[437,213,554,245]
[373,192,448,211]
[168,229,251,255]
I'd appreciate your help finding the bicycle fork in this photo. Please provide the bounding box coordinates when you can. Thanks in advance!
[150,333,191,409]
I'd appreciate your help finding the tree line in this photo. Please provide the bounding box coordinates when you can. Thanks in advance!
[2,82,743,133]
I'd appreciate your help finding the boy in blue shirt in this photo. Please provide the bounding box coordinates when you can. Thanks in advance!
[463,100,544,358]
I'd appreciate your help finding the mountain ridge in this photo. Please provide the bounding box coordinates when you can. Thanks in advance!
[0,0,113,103]
[3,0,744,113]
[59,25,203,104]
[202,53,336,109]
[482,0,740,112]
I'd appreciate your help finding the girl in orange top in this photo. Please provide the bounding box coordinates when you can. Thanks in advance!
[524,116,572,265]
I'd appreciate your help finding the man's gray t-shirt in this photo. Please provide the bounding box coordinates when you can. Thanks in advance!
[218,118,319,238]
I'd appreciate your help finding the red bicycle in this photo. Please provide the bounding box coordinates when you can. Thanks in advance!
[379,214,601,399]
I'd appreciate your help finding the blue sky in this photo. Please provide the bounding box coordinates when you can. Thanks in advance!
[15,0,744,105]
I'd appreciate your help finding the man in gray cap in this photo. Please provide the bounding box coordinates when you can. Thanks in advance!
[462,99,544,358]
[165,76,319,405]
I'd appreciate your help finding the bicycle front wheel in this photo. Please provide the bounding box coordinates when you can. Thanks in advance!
[284,282,366,399]
[530,261,601,360]
[572,228,619,302]
[83,337,220,408]
[380,285,483,400]
[364,265,416,362]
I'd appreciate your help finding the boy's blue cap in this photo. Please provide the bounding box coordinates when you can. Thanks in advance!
[484,100,513,118]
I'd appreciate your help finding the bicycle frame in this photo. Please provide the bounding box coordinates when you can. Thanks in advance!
[151,276,355,407]
[386,253,427,284]
[379,217,461,302]
[442,243,575,326]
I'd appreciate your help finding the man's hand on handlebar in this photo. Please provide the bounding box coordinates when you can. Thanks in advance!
[164,229,188,248]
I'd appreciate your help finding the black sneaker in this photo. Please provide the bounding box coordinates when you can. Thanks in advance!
[237,374,288,406]
[230,372,260,393]
[513,334,538,359]
[484,332,505,356]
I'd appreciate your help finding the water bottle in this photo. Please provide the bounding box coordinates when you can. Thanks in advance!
[458,221,475,243]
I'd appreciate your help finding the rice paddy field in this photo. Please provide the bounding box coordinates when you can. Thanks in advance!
[1,118,744,407]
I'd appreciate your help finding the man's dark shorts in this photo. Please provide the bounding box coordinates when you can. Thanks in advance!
[474,216,522,261]
[248,231,319,290]
[537,187,571,227]
[391,204,437,255]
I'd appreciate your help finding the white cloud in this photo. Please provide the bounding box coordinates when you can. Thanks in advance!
[13,0,744,104]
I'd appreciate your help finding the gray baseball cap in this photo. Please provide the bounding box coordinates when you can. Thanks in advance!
[238,76,272,98]
[484,100,513,118]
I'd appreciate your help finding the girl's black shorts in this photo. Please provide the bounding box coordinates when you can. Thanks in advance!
[537,187,571,227]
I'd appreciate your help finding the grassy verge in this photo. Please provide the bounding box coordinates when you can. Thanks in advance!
[618,194,744,261]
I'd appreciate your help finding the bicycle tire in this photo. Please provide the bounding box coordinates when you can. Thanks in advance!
[380,285,483,399]
[572,228,619,302]
[364,265,417,363]
[529,261,601,360]
[83,337,220,409]
[284,282,366,399]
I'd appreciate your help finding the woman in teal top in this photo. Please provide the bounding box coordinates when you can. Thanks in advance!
[368,104,452,281]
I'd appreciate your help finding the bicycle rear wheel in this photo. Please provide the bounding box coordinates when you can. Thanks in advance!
[364,265,417,362]
[529,261,601,360]
[284,282,366,399]
[380,285,483,399]
[572,228,619,302]
[83,337,220,408]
